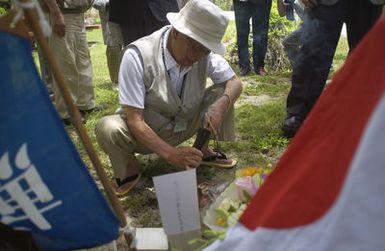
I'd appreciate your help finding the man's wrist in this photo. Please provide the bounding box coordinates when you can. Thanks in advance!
[158,145,175,163]
[51,10,63,21]
[221,93,232,112]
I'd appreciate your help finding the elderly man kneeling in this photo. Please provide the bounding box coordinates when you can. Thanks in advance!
[95,0,242,196]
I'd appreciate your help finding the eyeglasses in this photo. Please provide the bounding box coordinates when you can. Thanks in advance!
[183,34,211,57]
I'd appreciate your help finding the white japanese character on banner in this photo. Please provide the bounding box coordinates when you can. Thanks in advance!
[0,143,62,231]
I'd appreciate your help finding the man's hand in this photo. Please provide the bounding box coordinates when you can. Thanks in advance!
[165,146,203,169]
[125,106,203,169]
[301,0,318,8]
[51,12,65,37]
[204,76,242,135]
[204,103,225,136]
[43,0,65,37]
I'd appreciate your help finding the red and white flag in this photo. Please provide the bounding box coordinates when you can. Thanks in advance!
[205,15,385,251]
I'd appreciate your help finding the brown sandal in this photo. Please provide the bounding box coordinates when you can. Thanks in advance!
[201,151,237,169]
[113,173,141,196]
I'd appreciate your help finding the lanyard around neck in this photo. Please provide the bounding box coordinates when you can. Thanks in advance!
[161,30,187,99]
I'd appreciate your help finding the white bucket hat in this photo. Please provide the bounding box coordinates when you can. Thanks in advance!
[166,0,229,55]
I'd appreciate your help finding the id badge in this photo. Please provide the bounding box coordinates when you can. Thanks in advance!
[174,117,188,133]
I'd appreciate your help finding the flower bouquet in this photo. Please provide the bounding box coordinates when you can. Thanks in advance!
[203,167,270,231]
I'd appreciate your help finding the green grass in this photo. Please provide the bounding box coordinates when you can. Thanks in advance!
[222,20,236,44]
[227,99,289,168]
[34,26,348,228]
[332,35,349,74]
[243,81,290,96]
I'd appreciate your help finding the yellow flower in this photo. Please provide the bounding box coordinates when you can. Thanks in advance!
[239,167,260,177]
[216,217,227,227]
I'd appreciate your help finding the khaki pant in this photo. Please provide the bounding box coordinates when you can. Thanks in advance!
[50,13,95,118]
[95,84,235,179]
[106,45,121,85]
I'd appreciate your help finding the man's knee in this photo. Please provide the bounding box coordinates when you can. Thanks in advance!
[95,115,126,151]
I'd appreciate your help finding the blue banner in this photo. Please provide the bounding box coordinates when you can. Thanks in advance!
[0,32,119,250]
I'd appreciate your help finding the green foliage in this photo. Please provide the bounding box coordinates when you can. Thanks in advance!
[223,21,239,65]
[0,0,10,15]
[212,0,233,11]
[268,1,297,37]
[225,1,297,72]
[265,1,297,71]
[188,229,226,251]
[223,21,239,72]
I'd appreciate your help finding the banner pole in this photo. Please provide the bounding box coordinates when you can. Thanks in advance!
[22,4,128,228]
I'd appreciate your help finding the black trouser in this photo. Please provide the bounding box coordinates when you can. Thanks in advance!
[286,0,383,120]
[119,3,169,46]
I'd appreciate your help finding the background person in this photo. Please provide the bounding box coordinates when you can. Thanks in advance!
[50,0,100,125]
[277,0,305,66]
[37,0,66,99]
[232,0,272,76]
[108,0,179,46]
[92,0,123,90]
[282,0,384,137]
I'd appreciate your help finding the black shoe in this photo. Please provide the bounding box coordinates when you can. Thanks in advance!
[62,116,86,126]
[62,118,72,126]
[282,115,302,137]
[78,105,105,115]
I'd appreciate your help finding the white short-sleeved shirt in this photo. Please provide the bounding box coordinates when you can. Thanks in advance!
[119,29,235,109]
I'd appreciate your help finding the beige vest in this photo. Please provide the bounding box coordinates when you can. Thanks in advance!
[129,26,208,133]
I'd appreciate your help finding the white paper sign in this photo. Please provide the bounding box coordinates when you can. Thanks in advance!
[153,169,201,235]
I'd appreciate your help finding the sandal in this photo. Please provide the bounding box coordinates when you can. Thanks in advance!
[201,151,237,169]
[112,173,141,196]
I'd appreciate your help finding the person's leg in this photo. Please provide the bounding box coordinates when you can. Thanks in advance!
[233,0,252,74]
[37,11,53,95]
[73,13,96,111]
[95,114,145,194]
[49,13,79,120]
[345,0,383,53]
[37,42,53,94]
[251,0,272,73]
[283,2,345,136]
[106,45,122,88]
[190,84,237,168]
[283,26,303,66]
[104,12,123,90]
[95,115,142,178]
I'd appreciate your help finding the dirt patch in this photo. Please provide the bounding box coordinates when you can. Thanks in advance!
[236,94,273,107]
